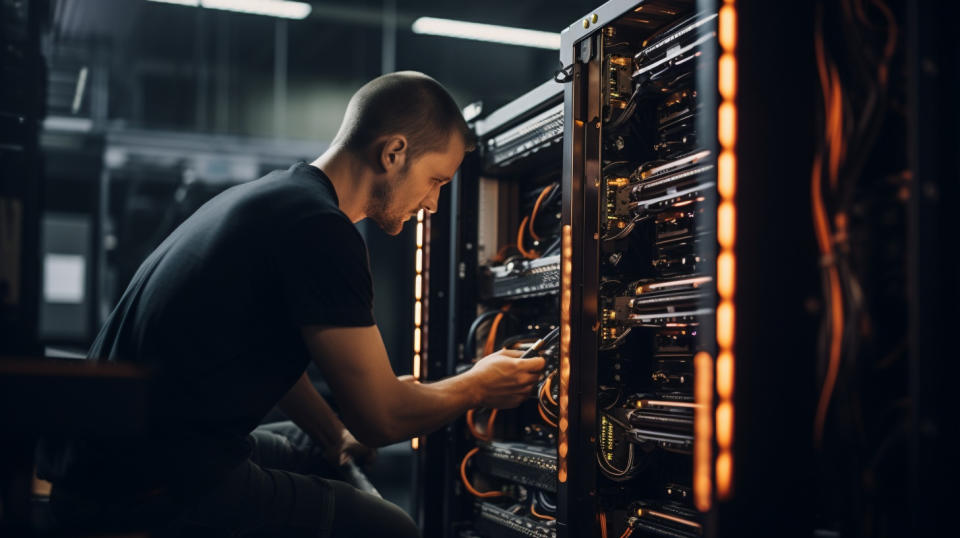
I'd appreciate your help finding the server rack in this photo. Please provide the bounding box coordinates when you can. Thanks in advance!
[415,1,820,537]
[413,78,565,538]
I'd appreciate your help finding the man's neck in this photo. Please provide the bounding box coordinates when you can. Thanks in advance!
[311,147,370,223]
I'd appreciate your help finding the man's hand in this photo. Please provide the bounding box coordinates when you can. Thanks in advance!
[325,428,377,467]
[469,348,546,409]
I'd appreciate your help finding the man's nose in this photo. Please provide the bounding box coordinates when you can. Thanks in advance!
[422,189,440,214]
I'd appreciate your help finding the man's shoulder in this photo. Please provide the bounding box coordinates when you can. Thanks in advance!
[227,164,347,224]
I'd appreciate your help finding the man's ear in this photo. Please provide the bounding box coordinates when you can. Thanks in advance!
[379,135,408,173]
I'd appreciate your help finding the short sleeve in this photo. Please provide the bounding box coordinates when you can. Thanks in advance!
[273,214,375,327]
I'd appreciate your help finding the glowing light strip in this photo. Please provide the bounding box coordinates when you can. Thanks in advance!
[694,351,714,511]
[411,209,427,450]
[558,225,572,483]
[148,0,312,20]
[715,0,738,501]
[411,17,560,50]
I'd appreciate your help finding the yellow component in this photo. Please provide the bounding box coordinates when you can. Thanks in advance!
[717,351,735,400]
[719,53,737,99]
[719,102,737,148]
[591,13,598,23]
[718,202,736,248]
[716,402,734,449]
[694,351,715,512]
[718,150,736,198]
[717,449,733,498]
[637,508,644,517]
[718,251,735,298]
[583,18,590,28]
[717,300,735,349]
[719,5,737,52]
[635,400,643,408]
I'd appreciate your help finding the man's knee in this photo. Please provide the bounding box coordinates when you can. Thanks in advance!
[328,481,419,538]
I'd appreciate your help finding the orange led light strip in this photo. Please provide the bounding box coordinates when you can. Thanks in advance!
[558,224,572,483]
[694,351,714,511]
[412,209,427,450]
[715,0,737,501]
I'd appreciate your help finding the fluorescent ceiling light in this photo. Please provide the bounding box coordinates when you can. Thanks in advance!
[148,0,312,20]
[411,17,560,50]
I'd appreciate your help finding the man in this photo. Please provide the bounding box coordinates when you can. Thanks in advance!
[38,71,545,537]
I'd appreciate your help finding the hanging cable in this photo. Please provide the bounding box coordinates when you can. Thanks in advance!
[517,216,538,259]
[811,7,847,449]
[528,184,557,241]
[460,447,503,498]
[530,501,556,521]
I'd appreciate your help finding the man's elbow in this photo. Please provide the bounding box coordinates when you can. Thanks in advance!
[348,415,403,448]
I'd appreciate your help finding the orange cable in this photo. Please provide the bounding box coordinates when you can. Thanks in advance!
[530,502,556,521]
[619,527,634,538]
[465,409,483,440]
[486,409,498,438]
[485,313,505,355]
[811,29,847,447]
[827,64,845,189]
[538,401,558,427]
[815,264,845,447]
[528,184,556,241]
[538,377,557,418]
[544,370,558,405]
[467,306,511,441]
[517,216,538,259]
[600,512,609,538]
[460,447,503,498]
[492,244,513,263]
[466,408,498,441]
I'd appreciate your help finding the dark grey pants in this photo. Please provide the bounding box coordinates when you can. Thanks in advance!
[50,422,420,538]
[169,421,420,538]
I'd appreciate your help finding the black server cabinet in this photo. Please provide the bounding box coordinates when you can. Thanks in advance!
[413,78,565,538]
[415,1,820,537]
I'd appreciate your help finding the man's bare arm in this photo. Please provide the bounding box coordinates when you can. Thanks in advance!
[277,372,346,452]
[301,324,545,447]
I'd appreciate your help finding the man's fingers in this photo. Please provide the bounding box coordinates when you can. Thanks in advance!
[498,349,525,358]
[516,356,546,372]
[517,372,541,386]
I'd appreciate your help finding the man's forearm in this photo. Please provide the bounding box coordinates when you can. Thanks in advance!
[371,370,481,445]
[277,372,345,450]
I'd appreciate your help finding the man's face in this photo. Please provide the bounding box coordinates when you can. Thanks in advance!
[367,134,466,235]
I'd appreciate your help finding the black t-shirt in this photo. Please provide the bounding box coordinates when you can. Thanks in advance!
[37,162,374,491]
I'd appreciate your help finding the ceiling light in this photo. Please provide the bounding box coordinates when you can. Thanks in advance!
[148,0,312,20]
[411,17,560,50]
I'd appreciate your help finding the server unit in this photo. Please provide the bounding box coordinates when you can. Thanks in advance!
[415,1,821,537]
